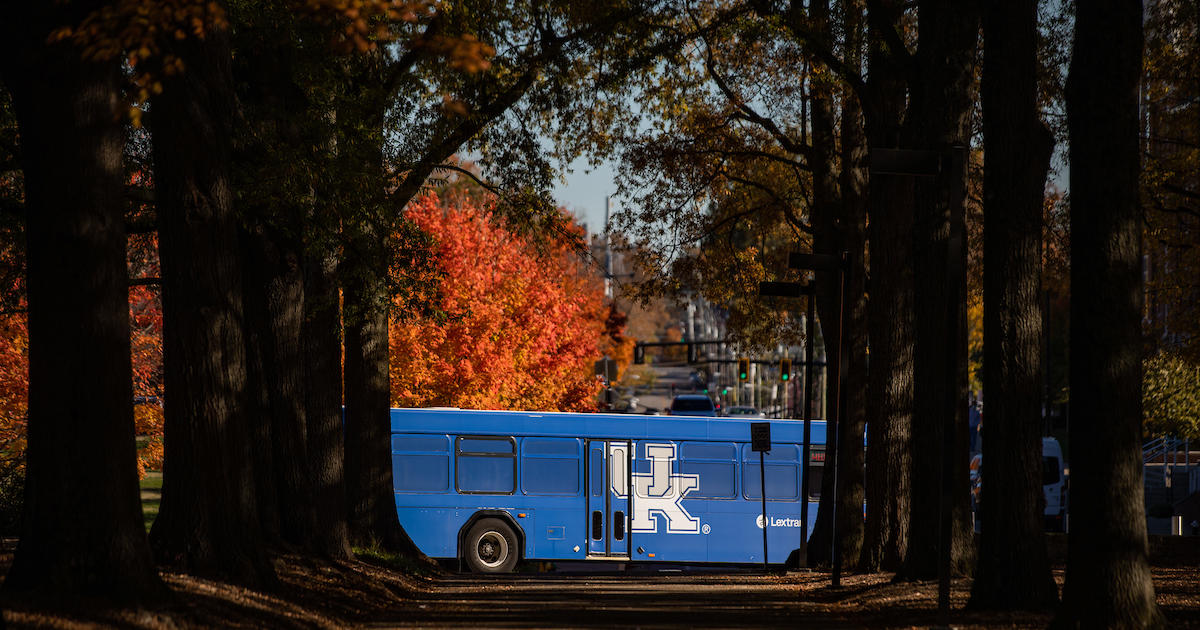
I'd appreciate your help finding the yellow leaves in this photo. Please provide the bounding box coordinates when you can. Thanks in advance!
[134,404,166,478]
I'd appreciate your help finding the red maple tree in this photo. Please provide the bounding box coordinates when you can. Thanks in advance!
[389,193,606,411]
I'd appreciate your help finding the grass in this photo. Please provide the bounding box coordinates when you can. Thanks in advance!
[353,545,441,577]
[139,471,162,532]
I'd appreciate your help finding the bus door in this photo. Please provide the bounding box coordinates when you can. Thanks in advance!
[587,440,631,558]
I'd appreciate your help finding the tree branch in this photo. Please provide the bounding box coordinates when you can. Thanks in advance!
[723,171,814,235]
[693,36,810,159]
[125,185,155,205]
[125,216,158,235]
[0,196,22,219]
[382,12,447,99]
[780,0,868,102]
[419,161,504,197]
[1163,183,1200,202]
[865,0,913,68]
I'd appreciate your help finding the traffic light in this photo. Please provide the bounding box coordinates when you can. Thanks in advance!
[737,358,749,381]
[780,358,792,382]
[634,345,645,365]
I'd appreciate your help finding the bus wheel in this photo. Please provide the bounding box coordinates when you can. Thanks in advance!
[464,518,520,573]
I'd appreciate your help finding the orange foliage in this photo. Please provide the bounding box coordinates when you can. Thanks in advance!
[0,310,27,478]
[0,229,164,479]
[128,229,165,477]
[389,193,606,412]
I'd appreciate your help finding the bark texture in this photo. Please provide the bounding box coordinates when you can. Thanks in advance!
[343,259,408,549]
[233,38,317,551]
[860,0,914,570]
[148,23,275,587]
[968,0,1058,610]
[304,245,353,560]
[832,0,870,572]
[243,228,312,549]
[897,0,979,581]
[802,0,845,563]
[1053,0,1163,626]
[0,5,163,602]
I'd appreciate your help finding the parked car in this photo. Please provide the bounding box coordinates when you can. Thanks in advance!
[667,394,718,417]
[970,436,1068,532]
[724,405,764,418]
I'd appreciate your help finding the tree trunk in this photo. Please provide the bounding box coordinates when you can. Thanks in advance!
[343,255,408,549]
[147,22,275,588]
[896,0,979,581]
[243,228,312,549]
[0,8,164,602]
[232,34,317,551]
[968,0,1058,610]
[1053,0,1163,626]
[860,1,914,570]
[833,0,870,572]
[802,0,844,564]
[304,243,353,560]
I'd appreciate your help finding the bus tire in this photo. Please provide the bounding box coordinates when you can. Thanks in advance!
[464,518,520,573]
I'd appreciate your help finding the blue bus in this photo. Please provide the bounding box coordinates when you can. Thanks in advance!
[390,408,827,572]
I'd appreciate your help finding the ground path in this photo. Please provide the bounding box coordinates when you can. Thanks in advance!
[5,547,1198,629]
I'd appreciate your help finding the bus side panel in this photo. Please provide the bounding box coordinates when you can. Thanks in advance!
[626,440,809,564]
[396,507,467,558]
[392,432,591,561]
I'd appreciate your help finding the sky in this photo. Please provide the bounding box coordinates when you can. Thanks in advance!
[552,157,620,237]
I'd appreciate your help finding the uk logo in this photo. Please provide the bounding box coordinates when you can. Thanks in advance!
[609,443,701,534]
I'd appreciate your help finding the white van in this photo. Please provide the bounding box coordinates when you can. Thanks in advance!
[1042,437,1067,531]
[969,437,1068,532]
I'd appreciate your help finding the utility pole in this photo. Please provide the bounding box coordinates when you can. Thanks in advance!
[603,196,613,300]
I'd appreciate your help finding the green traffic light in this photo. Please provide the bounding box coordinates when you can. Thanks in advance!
[782,374,789,381]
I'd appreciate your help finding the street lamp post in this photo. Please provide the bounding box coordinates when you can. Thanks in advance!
[759,251,847,583]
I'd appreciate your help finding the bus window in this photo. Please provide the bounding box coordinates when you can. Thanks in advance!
[392,435,451,493]
[1043,456,1061,485]
[742,444,801,501]
[456,436,516,494]
[521,438,582,495]
[680,442,736,499]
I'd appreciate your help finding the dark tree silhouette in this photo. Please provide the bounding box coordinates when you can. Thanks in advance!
[0,3,163,603]
[897,0,979,581]
[860,0,914,571]
[148,18,275,587]
[968,0,1057,609]
[1054,0,1163,626]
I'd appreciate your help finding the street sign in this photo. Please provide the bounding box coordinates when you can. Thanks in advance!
[594,357,617,382]
[751,422,771,452]
[870,148,942,177]
[758,281,812,298]
[788,252,844,271]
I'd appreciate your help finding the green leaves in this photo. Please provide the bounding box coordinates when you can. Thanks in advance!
[1144,350,1200,440]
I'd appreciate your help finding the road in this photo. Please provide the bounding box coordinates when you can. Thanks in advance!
[363,571,944,628]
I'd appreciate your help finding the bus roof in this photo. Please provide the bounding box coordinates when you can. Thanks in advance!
[389,407,828,445]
